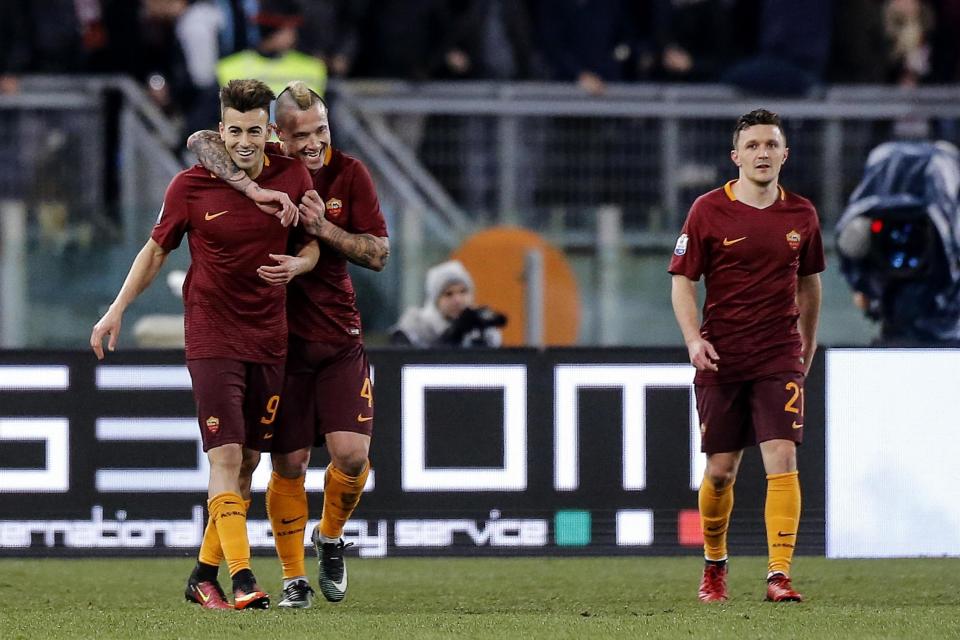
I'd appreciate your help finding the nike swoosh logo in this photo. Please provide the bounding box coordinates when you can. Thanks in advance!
[281,516,304,525]
[196,588,210,603]
[357,414,373,422]
[204,210,229,221]
[777,531,795,537]
[329,570,347,594]
[263,432,273,439]
[722,236,747,246]
[234,591,264,604]
[791,422,803,429]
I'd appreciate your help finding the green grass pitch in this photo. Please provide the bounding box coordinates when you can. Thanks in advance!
[1,556,958,639]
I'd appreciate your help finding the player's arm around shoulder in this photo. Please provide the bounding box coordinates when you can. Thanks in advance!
[186,130,299,225]
[297,177,390,272]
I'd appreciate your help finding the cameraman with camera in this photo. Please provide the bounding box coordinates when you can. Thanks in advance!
[836,141,960,345]
[390,260,506,348]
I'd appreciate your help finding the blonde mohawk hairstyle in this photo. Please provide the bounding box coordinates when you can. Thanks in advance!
[276,81,325,111]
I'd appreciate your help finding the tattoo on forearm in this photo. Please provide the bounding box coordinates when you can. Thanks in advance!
[188,130,249,192]
[320,224,389,271]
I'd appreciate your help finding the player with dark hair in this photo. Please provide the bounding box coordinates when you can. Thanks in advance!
[669,109,824,603]
[187,80,389,608]
[91,79,317,610]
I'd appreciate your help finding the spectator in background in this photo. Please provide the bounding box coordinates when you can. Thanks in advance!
[722,0,833,96]
[297,0,365,78]
[351,1,463,155]
[136,0,194,117]
[176,0,228,134]
[882,0,939,137]
[434,0,544,216]
[0,1,29,94]
[537,0,638,95]
[650,0,737,83]
[884,0,936,86]
[444,0,541,81]
[0,0,109,93]
[216,0,260,56]
[390,260,506,348]
[931,0,960,83]
[352,0,459,80]
[829,0,889,83]
[217,0,327,96]
[536,0,644,215]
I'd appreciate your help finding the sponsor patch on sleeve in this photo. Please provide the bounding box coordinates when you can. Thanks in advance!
[674,233,689,256]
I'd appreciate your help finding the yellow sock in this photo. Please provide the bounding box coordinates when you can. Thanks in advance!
[266,472,308,579]
[198,515,222,567]
[699,475,734,562]
[209,492,251,577]
[198,499,250,568]
[319,461,370,540]
[765,471,801,576]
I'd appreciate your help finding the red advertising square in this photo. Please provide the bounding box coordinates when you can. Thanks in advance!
[677,509,704,546]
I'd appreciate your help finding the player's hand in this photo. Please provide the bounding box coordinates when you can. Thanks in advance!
[90,308,123,360]
[257,253,309,286]
[687,337,719,372]
[298,190,326,236]
[246,184,300,227]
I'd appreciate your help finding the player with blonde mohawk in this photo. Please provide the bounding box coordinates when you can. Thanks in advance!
[187,80,389,608]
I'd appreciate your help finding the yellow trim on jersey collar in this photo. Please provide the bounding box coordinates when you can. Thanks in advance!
[723,180,785,202]
[263,154,270,167]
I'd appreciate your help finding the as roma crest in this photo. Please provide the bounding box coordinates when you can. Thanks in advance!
[786,229,801,251]
[205,416,220,434]
[325,197,343,219]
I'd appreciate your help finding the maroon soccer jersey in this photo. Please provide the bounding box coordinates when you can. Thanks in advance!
[152,154,313,363]
[668,180,826,385]
[286,147,389,344]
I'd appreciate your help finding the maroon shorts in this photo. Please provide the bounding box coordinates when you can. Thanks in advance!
[271,337,373,454]
[187,358,284,452]
[695,371,805,455]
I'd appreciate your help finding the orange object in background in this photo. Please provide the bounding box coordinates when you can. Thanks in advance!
[452,227,580,346]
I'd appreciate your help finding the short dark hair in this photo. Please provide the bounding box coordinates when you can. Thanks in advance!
[219,79,275,117]
[732,109,784,148]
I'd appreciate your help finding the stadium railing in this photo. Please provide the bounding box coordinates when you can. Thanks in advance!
[4,77,960,347]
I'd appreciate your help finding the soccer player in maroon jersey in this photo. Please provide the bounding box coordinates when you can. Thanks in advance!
[668,109,824,604]
[187,80,389,608]
[90,79,318,611]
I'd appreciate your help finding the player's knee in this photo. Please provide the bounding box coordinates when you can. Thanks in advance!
[330,450,367,477]
[208,443,243,472]
[271,449,310,478]
[706,469,736,488]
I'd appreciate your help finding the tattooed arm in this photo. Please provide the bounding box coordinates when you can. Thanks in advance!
[298,190,390,271]
[186,130,299,227]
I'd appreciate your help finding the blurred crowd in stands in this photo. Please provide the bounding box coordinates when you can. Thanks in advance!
[2,0,960,112]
